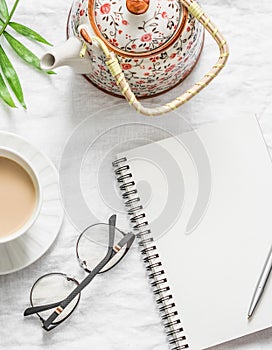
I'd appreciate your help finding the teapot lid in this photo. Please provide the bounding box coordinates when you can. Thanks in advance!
[88,0,187,57]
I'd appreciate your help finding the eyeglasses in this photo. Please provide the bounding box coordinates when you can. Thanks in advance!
[23,215,135,331]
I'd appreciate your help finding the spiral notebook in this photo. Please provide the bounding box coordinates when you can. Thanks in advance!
[112,115,272,350]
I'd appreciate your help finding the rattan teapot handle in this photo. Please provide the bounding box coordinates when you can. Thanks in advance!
[80,0,229,117]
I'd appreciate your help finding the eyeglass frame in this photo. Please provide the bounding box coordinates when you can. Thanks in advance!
[23,214,135,331]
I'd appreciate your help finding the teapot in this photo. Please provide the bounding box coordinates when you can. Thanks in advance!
[40,0,229,116]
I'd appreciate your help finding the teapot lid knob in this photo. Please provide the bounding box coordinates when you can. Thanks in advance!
[126,0,150,15]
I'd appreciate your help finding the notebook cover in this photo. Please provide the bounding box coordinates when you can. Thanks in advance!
[116,115,272,350]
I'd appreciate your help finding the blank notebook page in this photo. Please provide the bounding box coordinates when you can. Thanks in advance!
[117,116,272,350]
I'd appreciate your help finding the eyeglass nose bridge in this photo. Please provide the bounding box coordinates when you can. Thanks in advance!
[77,257,88,270]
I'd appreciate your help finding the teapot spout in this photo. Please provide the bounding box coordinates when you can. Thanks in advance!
[40,37,93,74]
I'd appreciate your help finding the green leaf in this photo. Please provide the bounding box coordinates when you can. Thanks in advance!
[0,0,9,19]
[0,45,26,108]
[4,31,41,69]
[0,73,16,107]
[3,31,55,74]
[9,22,52,46]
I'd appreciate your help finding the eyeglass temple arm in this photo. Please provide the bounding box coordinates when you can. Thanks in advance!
[108,214,116,248]
[42,252,115,329]
[116,232,135,251]
[24,301,62,316]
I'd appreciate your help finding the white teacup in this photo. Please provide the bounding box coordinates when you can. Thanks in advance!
[0,147,42,244]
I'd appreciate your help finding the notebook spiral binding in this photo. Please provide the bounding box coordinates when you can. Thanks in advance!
[113,157,189,350]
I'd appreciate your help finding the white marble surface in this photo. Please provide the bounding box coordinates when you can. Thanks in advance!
[1,0,272,349]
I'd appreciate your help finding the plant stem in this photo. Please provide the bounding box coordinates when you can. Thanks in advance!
[0,0,20,36]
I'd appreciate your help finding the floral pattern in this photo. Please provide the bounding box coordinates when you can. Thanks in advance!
[69,0,204,97]
[92,0,181,53]
[100,3,111,14]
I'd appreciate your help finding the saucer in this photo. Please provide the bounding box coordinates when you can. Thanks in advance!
[0,132,64,275]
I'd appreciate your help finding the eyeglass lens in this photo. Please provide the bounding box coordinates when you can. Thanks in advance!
[76,223,128,273]
[30,273,80,324]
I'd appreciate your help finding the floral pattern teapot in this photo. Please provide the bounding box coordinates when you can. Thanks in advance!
[40,0,229,116]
